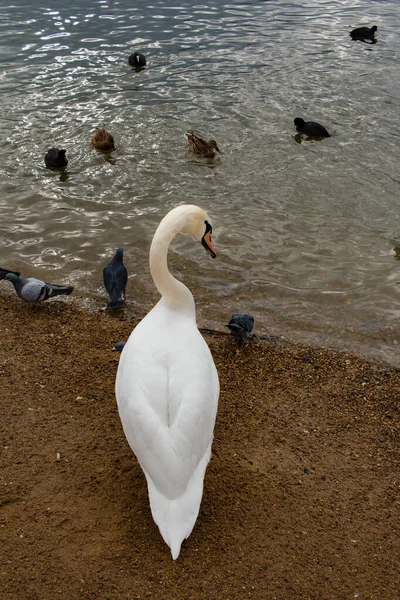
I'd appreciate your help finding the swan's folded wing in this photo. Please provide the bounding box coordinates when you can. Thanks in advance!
[116,351,219,499]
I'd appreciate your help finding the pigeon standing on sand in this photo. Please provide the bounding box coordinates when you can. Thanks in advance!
[5,273,74,303]
[103,248,128,308]
[0,267,21,280]
[227,314,255,341]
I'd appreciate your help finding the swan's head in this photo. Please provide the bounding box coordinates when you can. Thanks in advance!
[181,205,216,259]
[164,205,217,258]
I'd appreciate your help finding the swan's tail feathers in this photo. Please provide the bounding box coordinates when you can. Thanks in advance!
[144,447,211,560]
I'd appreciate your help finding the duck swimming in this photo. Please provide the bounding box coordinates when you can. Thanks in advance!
[128,51,146,68]
[115,204,220,559]
[294,118,331,138]
[91,126,115,152]
[44,148,68,169]
[186,131,221,159]
[350,25,377,42]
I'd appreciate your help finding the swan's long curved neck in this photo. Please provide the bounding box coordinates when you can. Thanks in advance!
[149,215,195,314]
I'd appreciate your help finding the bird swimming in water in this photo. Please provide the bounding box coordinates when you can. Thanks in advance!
[5,273,74,303]
[185,131,221,159]
[128,51,146,68]
[44,148,68,169]
[0,267,21,280]
[91,126,115,152]
[294,118,331,138]
[103,247,128,309]
[227,314,254,341]
[350,25,377,42]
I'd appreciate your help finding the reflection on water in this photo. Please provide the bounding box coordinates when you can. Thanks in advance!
[0,0,400,366]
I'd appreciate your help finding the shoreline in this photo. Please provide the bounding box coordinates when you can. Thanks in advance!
[0,292,398,599]
[2,273,399,370]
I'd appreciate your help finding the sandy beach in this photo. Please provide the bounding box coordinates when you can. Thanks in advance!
[0,292,398,599]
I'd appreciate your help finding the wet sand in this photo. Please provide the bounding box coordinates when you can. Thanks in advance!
[0,293,398,600]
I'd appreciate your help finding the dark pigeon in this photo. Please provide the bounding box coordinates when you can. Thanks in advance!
[350,25,377,42]
[227,314,254,341]
[0,267,21,280]
[128,52,146,68]
[294,118,331,138]
[45,148,68,169]
[112,341,126,352]
[103,248,128,308]
[5,273,74,303]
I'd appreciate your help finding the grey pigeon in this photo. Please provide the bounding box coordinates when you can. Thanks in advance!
[45,148,68,169]
[0,267,21,280]
[5,273,74,303]
[112,341,126,352]
[128,52,146,68]
[227,314,254,341]
[103,248,128,308]
[294,118,331,138]
[350,25,377,42]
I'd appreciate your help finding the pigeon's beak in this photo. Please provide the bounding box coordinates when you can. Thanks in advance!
[201,230,216,258]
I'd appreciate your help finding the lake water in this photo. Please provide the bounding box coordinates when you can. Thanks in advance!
[1,0,400,366]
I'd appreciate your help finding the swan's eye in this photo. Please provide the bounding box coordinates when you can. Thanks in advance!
[204,220,212,234]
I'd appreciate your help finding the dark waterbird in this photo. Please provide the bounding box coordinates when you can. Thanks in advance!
[103,248,128,308]
[227,314,254,341]
[185,131,221,159]
[112,341,126,352]
[128,52,146,68]
[44,148,68,169]
[91,126,115,152]
[0,267,21,280]
[294,118,331,138]
[5,273,74,303]
[350,25,377,42]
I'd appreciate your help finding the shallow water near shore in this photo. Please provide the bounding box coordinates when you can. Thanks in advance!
[1,0,400,366]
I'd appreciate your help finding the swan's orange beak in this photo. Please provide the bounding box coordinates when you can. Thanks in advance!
[201,230,216,258]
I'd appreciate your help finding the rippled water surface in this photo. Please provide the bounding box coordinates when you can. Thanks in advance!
[1,0,400,365]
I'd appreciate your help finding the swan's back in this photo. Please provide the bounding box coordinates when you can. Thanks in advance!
[116,298,219,558]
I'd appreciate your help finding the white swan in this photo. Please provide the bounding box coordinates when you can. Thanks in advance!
[115,204,220,559]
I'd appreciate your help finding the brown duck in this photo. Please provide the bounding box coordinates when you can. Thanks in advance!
[185,131,221,158]
[91,126,115,152]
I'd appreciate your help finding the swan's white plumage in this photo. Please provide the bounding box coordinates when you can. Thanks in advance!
[115,205,220,559]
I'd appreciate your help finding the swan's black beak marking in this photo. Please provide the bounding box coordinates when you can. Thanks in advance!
[201,220,216,258]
